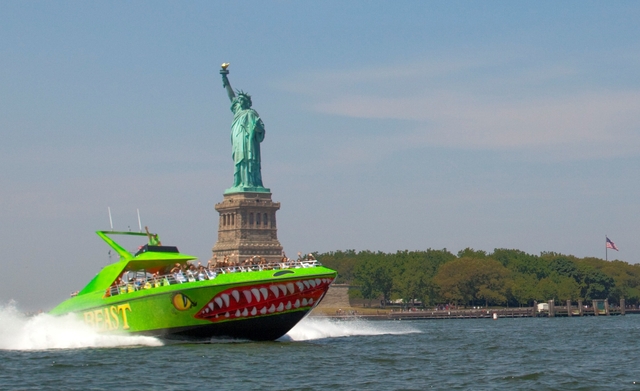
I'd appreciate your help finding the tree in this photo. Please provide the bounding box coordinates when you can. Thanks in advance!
[534,277,558,302]
[548,256,579,280]
[392,248,454,306]
[354,257,394,305]
[554,275,581,301]
[457,248,487,259]
[493,249,549,280]
[396,269,434,307]
[508,273,538,307]
[434,257,509,306]
[581,269,614,300]
[317,250,359,284]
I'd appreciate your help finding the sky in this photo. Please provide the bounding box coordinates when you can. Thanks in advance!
[1,1,639,310]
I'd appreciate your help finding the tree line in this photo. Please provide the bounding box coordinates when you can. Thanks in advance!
[316,248,640,307]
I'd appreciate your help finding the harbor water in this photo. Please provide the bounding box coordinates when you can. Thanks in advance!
[1,303,640,390]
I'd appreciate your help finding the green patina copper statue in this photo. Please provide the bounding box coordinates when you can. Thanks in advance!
[220,63,269,194]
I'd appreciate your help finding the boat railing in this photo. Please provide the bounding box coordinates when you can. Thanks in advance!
[105,259,321,297]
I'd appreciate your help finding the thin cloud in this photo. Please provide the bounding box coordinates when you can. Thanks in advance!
[281,59,640,159]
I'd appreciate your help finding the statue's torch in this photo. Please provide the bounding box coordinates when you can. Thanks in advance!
[220,63,230,89]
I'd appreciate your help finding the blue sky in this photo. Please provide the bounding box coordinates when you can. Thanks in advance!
[1,1,639,310]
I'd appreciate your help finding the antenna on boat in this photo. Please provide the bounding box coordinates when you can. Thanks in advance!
[137,209,142,232]
[108,207,114,230]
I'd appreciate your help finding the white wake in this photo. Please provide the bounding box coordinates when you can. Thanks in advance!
[0,302,163,350]
[283,316,420,341]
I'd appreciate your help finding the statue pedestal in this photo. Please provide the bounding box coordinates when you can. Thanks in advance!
[212,192,283,264]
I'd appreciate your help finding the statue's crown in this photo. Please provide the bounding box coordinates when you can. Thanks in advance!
[235,89,252,106]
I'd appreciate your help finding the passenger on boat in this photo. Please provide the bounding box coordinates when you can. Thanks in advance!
[205,263,217,279]
[226,255,237,272]
[144,226,162,246]
[171,263,187,283]
[117,277,127,294]
[186,263,198,281]
[152,272,162,288]
[126,278,136,292]
[197,263,207,280]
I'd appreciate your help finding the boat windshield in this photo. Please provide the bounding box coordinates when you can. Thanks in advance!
[134,244,179,256]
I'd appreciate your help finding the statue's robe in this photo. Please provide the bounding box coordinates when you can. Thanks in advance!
[230,98,265,189]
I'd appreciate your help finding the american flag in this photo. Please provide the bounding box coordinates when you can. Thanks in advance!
[606,237,619,251]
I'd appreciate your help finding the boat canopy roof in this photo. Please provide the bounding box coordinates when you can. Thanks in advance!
[77,231,197,296]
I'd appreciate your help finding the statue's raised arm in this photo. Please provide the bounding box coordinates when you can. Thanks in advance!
[220,63,235,102]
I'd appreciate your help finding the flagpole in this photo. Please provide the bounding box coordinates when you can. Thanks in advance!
[605,235,608,262]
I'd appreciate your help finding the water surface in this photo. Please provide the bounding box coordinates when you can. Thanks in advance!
[1,306,639,390]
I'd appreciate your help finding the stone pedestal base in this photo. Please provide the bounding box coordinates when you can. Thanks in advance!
[212,192,283,264]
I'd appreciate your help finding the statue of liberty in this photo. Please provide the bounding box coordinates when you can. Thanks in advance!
[220,63,269,194]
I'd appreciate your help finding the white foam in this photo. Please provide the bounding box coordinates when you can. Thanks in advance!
[0,302,163,351]
[283,317,421,341]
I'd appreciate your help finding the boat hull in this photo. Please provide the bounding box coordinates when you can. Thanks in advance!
[51,266,336,341]
[148,310,309,341]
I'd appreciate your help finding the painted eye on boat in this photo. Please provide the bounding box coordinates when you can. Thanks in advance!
[273,270,294,277]
[172,293,196,311]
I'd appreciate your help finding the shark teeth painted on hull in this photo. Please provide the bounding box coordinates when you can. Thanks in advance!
[231,290,240,302]
[194,277,334,323]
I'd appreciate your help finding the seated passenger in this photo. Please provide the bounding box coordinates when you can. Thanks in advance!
[197,263,207,280]
[186,263,197,281]
[152,272,161,288]
[226,255,237,272]
[171,263,186,283]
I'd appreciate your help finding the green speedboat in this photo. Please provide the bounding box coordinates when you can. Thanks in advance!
[50,231,337,341]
